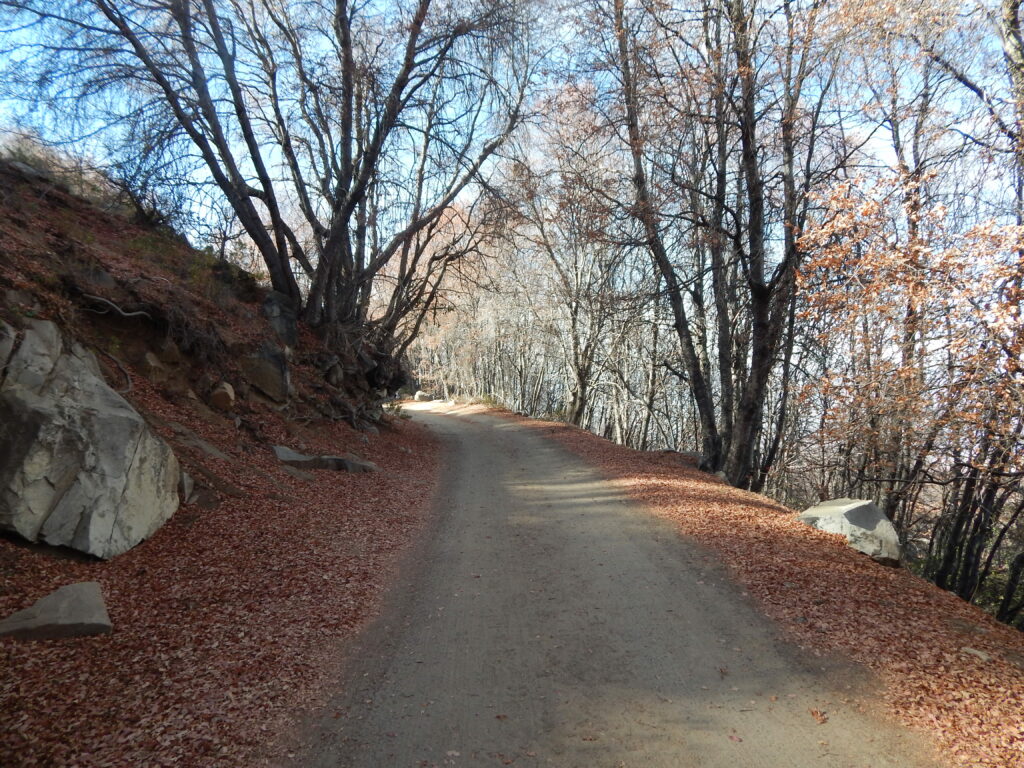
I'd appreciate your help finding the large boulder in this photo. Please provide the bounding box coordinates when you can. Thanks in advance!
[0,320,180,559]
[414,390,432,402]
[797,498,901,565]
[0,582,112,640]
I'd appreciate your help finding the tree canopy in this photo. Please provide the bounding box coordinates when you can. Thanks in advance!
[3,0,1024,626]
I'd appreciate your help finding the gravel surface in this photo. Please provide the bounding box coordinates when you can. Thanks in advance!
[294,403,939,768]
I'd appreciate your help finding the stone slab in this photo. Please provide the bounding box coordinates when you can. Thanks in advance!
[0,582,112,640]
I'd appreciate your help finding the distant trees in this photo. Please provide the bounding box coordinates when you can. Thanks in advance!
[3,0,1022,625]
[0,0,531,385]
[598,0,848,488]
[408,0,1024,627]
[785,0,1024,626]
[798,175,1024,622]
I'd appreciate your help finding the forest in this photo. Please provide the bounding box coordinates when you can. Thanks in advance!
[1,0,1022,628]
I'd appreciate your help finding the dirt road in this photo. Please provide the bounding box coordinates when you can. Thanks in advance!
[298,405,936,768]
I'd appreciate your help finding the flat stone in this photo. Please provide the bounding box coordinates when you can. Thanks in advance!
[960,647,992,663]
[168,421,231,461]
[0,582,112,640]
[281,465,316,482]
[272,445,379,473]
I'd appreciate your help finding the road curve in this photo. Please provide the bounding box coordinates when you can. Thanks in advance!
[296,405,936,768]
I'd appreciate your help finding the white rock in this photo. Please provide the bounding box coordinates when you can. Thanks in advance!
[414,390,432,402]
[178,470,195,505]
[0,320,180,559]
[797,498,901,564]
[0,582,112,640]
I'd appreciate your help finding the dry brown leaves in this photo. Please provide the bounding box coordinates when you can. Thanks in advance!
[511,413,1024,768]
[0,385,440,768]
[0,164,440,768]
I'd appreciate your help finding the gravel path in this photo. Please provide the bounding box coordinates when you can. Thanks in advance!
[297,404,937,768]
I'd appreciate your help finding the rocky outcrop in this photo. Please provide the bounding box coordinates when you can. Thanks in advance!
[414,390,433,402]
[0,319,180,559]
[272,445,379,473]
[797,498,901,565]
[262,291,298,348]
[0,582,112,640]
[241,343,291,403]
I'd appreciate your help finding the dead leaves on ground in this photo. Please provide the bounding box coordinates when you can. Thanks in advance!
[0,389,440,768]
[515,412,1024,768]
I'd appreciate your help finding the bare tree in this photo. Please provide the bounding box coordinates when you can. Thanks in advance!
[1,0,531,386]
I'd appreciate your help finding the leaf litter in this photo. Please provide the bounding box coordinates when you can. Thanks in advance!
[0,386,440,768]
[509,410,1024,768]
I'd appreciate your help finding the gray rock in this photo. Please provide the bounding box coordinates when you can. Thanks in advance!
[139,351,168,383]
[326,363,344,387]
[178,470,195,505]
[5,288,41,312]
[960,647,992,663]
[0,320,14,368]
[272,445,379,473]
[414,390,432,402]
[209,381,235,412]
[0,319,180,559]
[241,343,291,403]
[262,291,298,348]
[8,160,55,184]
[0,582,112,640]
[797,498,901,565]
[167,421,230,461]
[280,465,316,482]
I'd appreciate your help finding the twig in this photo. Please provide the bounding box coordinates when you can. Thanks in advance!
[662,360,689,382]
[94,348,133,394]
[81,293,153,321]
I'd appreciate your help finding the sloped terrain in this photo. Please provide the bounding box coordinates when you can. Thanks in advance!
[299,403,939,768]
[0,162,440,766]
[506,410,1024,768]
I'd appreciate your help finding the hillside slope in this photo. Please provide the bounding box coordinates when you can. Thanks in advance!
[510,409,1024,768]
[0,161,440,767]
